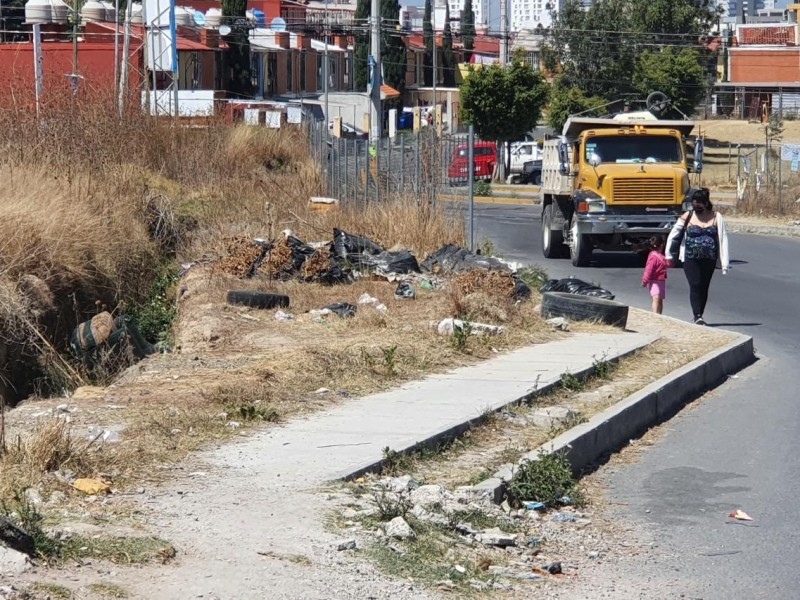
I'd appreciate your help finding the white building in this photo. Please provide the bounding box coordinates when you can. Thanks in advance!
[446,0,490,29]
[508,0,558,32]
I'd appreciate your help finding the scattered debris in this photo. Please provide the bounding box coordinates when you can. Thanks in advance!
[87,426,122,443]
[0,547,32,576]
[314,303,357,318]
[73,478,111,495]
[546,316,570,331]
[729,509,753,521]
[476,528,516,548]
[274,310,295,321]
[436,318,504,337]
[546,561,563,574]
[551,513,577,523]
[394,281,416,299]
[336,538,357,551]
[541,277,615,300]
[0,517,35,556]
[523,501,546,511]
[385,516,415,539]
[453,269,531,300]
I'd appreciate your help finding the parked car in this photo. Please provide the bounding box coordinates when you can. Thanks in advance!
[519,159,542,185]
[448,142,497,183]
[507,141,543,176]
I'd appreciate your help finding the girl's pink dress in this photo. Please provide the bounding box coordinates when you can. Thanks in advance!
[643,250,668,299]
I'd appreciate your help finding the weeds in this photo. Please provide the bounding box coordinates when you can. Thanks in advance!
[592,353,615,380]
[128,262,180,346]
[450,321,472,352]
[207,382,280,423]
[382,345,398,377]
[474,180,492,197]
[24,584,72,599]
[86,583,129,599]
[372,489,412,521]
[517,267,548,291]
[506,450,584,509]
[476,237,497,256]
[560,371,585,392]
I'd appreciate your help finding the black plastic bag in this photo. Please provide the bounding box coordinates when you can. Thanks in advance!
[513,278,532,300]
[395,281,416,299]
[362,250,421,275]
[421,244,508,274]
[286,235,317,272]
[333,228,384,266]
[314,265,353,286]
[323,302,357,318]
[540,277,615,300]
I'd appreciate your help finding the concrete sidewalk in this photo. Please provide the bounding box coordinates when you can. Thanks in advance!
[222,332,655,485]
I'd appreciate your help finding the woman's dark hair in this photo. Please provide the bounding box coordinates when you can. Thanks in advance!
[649,235,666,250]
[691,188,713,210]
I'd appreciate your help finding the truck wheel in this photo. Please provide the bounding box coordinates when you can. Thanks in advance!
[569,217,592,267]
[541,292,628,328]
[531,172,542,186]
[542,205,565,259]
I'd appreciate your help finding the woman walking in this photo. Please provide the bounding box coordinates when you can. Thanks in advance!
[666,189,730,325]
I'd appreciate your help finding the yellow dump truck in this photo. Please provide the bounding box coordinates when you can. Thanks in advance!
[540,112,704,267]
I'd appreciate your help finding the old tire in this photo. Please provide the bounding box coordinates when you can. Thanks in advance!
[570,217,592,267]
[542,204,565,259]
[541,292,628,328]
[226,290,290,309]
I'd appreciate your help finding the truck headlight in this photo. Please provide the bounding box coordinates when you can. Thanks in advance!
[577,200,606,213]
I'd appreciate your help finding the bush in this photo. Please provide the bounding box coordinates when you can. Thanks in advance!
[505,450,584,508]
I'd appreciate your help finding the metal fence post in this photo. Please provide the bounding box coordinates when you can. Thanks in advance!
[364,139,369,206]
[779,147,783,213]
[415,132,421,199]
[728,142,732,183]
[468,124,475,252]
[354,140,360,207]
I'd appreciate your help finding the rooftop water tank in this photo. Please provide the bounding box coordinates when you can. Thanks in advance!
[50,0,69,24]
[25,0,52,24]
[205,7,221,27]
[131,3,143,24]
[251,8,265,27]
[101,1,116,22]
[175,6,191,26]
[81,0,106,23]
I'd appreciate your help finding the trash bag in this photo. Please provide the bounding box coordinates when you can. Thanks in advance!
[314,265,352,286]
[395,281,416,299]
[421,244,508,274]
[540,277,615,300]
[362,250,421,275]
[286,235,317,272]
[322,302,357,318]
[513,277,532,300]
[333,228,384,266]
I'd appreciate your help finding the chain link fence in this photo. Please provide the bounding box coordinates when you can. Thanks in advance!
[309,123,483,205]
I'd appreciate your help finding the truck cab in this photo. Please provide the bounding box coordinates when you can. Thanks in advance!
[540,112,703,267]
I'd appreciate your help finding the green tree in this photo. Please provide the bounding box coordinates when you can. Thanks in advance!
[381,0,407,94]
[423,0,433,86]
[355,0,370,91]
[632,47,707,117]
[547,79,607,132]
[460,55,550,179]
[442,2,456,86]
[545,0,719,117]
[461,0,476,61]
[221,0,253,97]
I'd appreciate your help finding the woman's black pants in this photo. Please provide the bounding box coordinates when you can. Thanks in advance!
[682,258,717,319]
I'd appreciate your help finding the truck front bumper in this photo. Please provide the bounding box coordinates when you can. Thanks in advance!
[575,213,677,236]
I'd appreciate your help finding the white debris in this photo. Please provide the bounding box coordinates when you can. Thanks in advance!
[437,318,504,337]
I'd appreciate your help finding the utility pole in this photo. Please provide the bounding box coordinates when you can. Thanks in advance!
[118,0,132,113]
[113,0,119,94]
[370,0,381,142]
[71,0,79,93]
[432,21,436,112]
[500,0,508,65]
[324,0,329,136]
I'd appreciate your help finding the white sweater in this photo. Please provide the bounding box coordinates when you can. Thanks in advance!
[665,211,730,271]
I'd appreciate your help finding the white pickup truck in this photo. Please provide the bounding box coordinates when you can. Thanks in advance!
[507,141,543,183]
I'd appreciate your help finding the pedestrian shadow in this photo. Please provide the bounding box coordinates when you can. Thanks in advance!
[729,259,748,265]
[707,322,762,328]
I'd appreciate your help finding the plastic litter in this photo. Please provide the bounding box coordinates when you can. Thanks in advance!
[523,501,546,511]
[333,228,384,266]
[729,510,753,521]
[274,310,295,321]
[551,513,577,523]
[540,277,615,300]
[421,244,509,274]
[526,536,542,548]
[394,281,416,299]
[73,478,111,495]
[87,427,121,444]
[358,293,380,305]
[437,318,504,337]
[322,302,357,318]
[419,279,438,290]
[557,496,574,506]
[546,562,563,575]
[362,250,421,276]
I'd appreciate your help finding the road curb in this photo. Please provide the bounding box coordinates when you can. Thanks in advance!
[338,335,657,482]
[470,332,756,503]
[727,223,800,238]
[439,194,539,206]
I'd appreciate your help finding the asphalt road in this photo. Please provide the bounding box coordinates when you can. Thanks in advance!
[459,202,800,598]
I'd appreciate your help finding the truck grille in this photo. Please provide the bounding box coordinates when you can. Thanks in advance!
[612,178,674,203]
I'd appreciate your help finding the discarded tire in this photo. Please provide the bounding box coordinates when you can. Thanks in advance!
[541,292,628,328]
[226,290,290,309]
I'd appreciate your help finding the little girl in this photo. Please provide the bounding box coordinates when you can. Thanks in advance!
[642,235,668,314]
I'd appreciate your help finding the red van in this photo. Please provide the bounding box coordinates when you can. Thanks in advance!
[448,142,497,182]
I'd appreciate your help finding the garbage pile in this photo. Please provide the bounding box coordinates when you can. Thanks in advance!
[540,278,614,300]
[215,229,531,299]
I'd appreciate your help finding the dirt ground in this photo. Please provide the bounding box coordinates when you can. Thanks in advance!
[694,119,800,144]
[3,308,740,600]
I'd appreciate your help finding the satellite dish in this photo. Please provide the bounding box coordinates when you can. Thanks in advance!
[270,16,286,32]
[193,10,206,27]
[219,24,231,35]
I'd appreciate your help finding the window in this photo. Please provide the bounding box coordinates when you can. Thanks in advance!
[317,53,323,92]
[584,136,682,164]
[287,52,293,92]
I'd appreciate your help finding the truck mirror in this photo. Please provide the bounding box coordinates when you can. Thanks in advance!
[557,141,570,176]
[588,153,601,168]
[693,138,704,174]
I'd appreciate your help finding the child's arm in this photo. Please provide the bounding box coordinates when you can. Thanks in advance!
[642,253,655,286]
